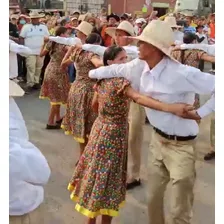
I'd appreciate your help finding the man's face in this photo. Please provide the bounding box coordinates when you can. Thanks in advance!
[138,41,156,61]
[108,17,116,26]
[185,17,192,26]
[115,30,130,47]
[31,18,40,25]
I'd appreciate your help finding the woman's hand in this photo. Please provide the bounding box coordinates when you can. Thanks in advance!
[168,103,201,121]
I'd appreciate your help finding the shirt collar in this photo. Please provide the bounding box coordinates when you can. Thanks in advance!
[143,56,168,79]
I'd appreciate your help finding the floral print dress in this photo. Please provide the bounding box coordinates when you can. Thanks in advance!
[68,78,130,218]
[39,42,70,105]
[61,50,98,143]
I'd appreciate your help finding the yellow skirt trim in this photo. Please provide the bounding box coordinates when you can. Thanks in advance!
[39,96,67,106]
[68,184,125,218]
[61,125,85,143]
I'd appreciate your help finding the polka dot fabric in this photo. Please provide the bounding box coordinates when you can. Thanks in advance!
[68,78,131,218]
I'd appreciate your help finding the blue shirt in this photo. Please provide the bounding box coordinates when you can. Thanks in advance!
[184,26,196,34]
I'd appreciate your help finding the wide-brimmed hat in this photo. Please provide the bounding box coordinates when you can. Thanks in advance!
[107,13,120,22]
[76,21,93,36]
[71,16,78,21]
[29,11,45,19]
[130,20,175,59]
[19,14,29,19]
[9,80,24,97]
[106,21,135,38]
[164,16,182,28]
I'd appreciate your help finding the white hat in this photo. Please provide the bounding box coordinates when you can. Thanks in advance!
[9,80,24,97]
[106,21,135,38]
[164,16,182,28]
[131,20,175,59]
[135,18,146,24]
[29,11,45,19]
[71,16,78,21]
[76,21,93,36]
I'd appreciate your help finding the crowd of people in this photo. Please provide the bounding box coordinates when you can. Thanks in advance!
[9,4,215,224]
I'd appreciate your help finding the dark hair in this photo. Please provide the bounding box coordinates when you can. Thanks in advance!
[196,25,204,31]
[103,46,124,66]
[183,32,197,44]
[60,19,67,26]
[51,26,67,54]
[85,33,102,45]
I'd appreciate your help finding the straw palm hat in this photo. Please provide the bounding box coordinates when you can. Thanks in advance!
[131,20,175,59]
[76,21,93,36]
[106,21,135,38]
[164,16,182,28]
[29,11,45,19]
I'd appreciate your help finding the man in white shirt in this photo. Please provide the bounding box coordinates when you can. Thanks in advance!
[20,11,49,92]
[89,20,215,224]
[46,21,145,190]
[9,41,51,224]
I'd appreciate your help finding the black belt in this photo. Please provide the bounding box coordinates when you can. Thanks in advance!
[153,127,197,141]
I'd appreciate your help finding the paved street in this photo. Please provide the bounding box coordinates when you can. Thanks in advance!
[15,91,215,224]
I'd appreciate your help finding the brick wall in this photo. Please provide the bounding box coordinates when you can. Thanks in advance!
[108,0,176,14]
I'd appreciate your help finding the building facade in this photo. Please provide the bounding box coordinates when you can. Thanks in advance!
[66,0,105,14]
[107,0,176,16]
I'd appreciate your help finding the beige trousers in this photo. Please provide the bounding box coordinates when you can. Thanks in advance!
[210,114,215,148]
[26,55,44,87]
[148,131,196,224]
[9,204,44,224]
[128,102,146,180]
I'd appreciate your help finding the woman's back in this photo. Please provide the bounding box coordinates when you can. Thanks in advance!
[171,49,205,68]
[96,78,130,123]
[71,50,97,82]
[45,42,67,63]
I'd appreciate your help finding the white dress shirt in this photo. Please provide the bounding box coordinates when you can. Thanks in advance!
[47,37,139,61]
[89,57,215,136]
[180,43,215,56]
[9,97,51,216]
[48,36,82,46]
[82,44,139,61]
[20,24,49,55]
[9,40,32,79]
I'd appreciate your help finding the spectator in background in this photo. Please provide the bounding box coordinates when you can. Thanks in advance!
[120,13,129,22]
[183,12,196,33]
[72,10,80,19]
[196,25,208,44]
[9,15,19,40]
[101,13,120,47]
[20,11,49,93]
[134,18,146,35]
[70,17,79,28]
[17,14,29,32]
[208,13,215,44]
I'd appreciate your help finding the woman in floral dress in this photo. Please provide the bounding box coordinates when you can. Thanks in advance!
[61,33,103,156]
[39,26,70,129]
[68,46,196,224]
